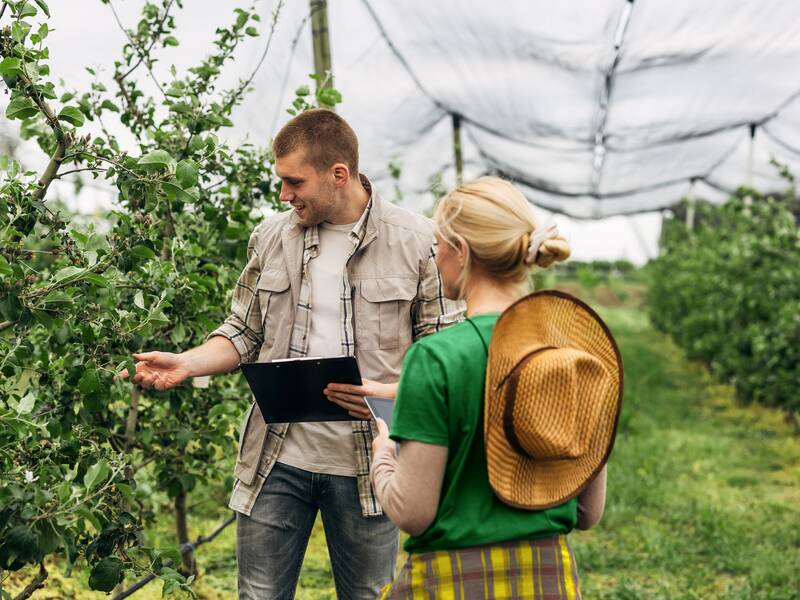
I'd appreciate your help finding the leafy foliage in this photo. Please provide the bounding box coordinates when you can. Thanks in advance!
[647,184,800,413]
[0,0,339,594]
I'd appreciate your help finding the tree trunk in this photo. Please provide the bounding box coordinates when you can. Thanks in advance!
[174,490,195,575]
[13,563,47,600]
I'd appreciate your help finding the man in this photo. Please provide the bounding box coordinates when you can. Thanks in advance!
[125,109,463,599]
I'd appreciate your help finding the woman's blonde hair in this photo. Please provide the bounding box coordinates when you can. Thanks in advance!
[435,176,570,295]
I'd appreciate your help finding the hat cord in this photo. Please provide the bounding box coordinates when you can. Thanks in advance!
[464,318,489,357]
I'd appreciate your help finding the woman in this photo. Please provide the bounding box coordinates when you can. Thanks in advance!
[370,177,614,599]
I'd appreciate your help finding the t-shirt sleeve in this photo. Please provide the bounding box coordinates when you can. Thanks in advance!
[390,342,449,447]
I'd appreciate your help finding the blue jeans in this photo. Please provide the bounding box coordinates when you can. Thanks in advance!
[237,462,399,599]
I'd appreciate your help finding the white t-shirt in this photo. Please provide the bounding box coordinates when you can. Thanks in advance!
[277,221,358,476]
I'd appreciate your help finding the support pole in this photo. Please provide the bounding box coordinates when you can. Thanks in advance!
[310,0,333,93]
[685,178,696,230]
[744,123,756,206]
[452,113,463,186]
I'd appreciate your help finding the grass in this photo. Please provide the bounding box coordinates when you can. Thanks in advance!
[8,300,800,599]
[573,306,800,599]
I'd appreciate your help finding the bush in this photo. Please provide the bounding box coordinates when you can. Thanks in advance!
[647,187,800,413]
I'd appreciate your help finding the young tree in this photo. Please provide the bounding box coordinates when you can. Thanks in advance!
[0,0,340,595]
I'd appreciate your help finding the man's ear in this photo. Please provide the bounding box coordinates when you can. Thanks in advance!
[332,163,350,188]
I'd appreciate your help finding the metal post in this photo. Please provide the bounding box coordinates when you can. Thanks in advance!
[452,113,463,185]
[744,124,756,206]
[685,179,696,230]
[310,0,333,92]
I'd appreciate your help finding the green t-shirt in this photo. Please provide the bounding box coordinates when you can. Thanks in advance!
[391,314,578,553]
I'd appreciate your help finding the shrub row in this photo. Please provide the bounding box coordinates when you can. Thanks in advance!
[647,189,800,413]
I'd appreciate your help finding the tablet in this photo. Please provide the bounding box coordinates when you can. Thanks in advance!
[365,396,395,427]
[240,356,362,423]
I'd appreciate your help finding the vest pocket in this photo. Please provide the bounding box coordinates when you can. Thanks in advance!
[357,277,417,349]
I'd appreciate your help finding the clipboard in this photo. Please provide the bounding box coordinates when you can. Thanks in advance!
[240,356,363,423]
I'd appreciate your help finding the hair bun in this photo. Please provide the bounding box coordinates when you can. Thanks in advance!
[525,222,559,266]
[535,236,571,268]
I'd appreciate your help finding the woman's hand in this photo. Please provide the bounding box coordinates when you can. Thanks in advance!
[324,379,398,419]
[371,418,391,456]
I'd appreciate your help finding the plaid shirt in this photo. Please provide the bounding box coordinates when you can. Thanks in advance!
[223,179,463,517]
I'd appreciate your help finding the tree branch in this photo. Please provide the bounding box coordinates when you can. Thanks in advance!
[107,0,166,95]
[111,514,236,600]
[54,167,107,179]
[12,67,70,202]
[221,1,284,115]
[0,320,16,332]
[118,0,176,82]
[13,562,47,600]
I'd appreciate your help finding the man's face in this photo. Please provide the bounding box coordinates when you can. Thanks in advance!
[275,148,336,226]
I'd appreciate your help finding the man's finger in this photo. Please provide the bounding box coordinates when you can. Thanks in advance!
[133,352,159,361]
[329,397,367,415]
[326,383,363,394]
[326,391,365,405]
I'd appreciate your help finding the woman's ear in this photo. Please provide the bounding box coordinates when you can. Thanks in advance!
[456,237,468,267]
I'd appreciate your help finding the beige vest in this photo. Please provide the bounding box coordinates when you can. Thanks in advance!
[233,194,438,485]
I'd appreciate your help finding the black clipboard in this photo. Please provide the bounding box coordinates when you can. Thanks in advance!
[240,356,362,423]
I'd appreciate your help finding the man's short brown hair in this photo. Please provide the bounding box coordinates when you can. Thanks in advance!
[273,108,359,175]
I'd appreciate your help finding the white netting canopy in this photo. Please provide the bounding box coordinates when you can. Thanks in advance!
[5,0,800,262]
[237,0,800,218]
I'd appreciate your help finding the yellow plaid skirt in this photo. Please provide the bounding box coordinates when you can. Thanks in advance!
[380,536,581,600]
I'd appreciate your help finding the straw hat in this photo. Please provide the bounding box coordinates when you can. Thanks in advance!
[484,290,623,510]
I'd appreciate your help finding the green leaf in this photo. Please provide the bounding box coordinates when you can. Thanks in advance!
[134,290,145,310]
[0,57,22,78]
[19,2,38,17]
[78,368,100,395]
[42,290,74,306]
[83,458,110,490]
[58,106,85,127]
[11,22,31,43]
[162,181,196,204]
[317,87,342,107]
[83,273,109,287]
[245,26,258,36]
[137,149,175,171]
[295,85,310,97]
[5,97,38,120]
[53,265,86,282]
[100,99,120,113]
[88,556,123,592]
[175,159,199,188]
[17,392,35,414]
[131,245,156,259]
[163,36,179,47]
[4,525,37,564]
[0,255,12,277]
[33,0,50,17]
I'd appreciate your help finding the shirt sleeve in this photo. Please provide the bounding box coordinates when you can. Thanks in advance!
[370,440,448,535]
[411,243,465,341]
[390,343,450,447]
[206,226,264,363]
